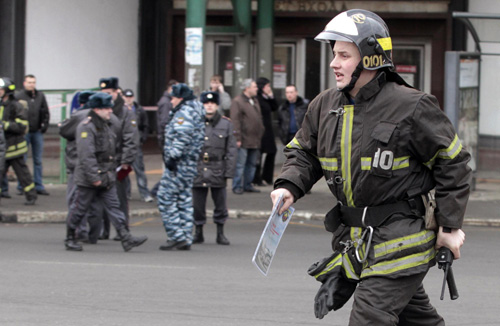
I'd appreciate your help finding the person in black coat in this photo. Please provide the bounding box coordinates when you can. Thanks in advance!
[253,77,278,186]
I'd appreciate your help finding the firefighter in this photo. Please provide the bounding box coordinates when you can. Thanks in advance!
[270,9,470,325]
[0,77,37,205]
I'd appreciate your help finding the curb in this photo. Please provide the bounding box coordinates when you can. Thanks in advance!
[2,209,499,228]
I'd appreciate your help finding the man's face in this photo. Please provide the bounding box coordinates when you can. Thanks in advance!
[203,102,218,116]
[124,95,134,106]
[245,82,258,98]
[330,41,361,91]
[171,96,183,108]
[24,77,36,92]
[102,88,118,101]
[285,86,298,103]
[94,107,112,120]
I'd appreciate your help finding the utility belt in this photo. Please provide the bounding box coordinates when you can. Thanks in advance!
[202,153,224,163]
[324,196,426,233]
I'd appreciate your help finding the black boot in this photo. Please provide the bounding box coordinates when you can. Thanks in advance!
[65,227,83,251]
[118,228,148,252]
[193,225,204,244]
[216,223,230,245]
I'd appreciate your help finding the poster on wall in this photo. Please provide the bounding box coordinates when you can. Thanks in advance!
[185,28,203,65]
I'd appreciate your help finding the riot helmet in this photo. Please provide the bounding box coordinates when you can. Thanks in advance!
[0,77,16,97]
[315,9,393,93]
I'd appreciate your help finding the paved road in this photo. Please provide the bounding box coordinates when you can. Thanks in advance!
[1,218,499,325]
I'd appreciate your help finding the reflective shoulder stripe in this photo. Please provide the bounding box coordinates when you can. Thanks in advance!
[424,134,462,169]
[24,183,35,193]
[319,157,338,171]
[286,137,303,150]
[361,247,436,278]
[6,146,28,158]
[361,157,371,170]
[392,156,410,170]
[373,230,435,258]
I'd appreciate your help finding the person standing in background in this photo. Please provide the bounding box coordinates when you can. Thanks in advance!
[123,88,153,203]
[277,85,309,146]
[15,74,50,196]
[253,77,278,186]
[209,75,231,117]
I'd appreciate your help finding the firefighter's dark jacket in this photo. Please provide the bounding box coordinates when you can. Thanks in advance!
[112,95,139,165]
[74,110,116,188]
[276,72,471,230]
[59,108,121,173]
[15,89,50,133]
[193,112,237,188]
[0,96,29,160]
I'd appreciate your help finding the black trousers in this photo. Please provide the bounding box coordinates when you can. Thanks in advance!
[4,157,37,201]
[101,178,130,235]
[349,272,444,325]
[66,185,126,233]
[253,152,276,185]
[192,187,228,225]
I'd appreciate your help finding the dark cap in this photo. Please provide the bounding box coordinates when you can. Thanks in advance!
[99,77,119,90]
[88,92,114,109]
[200,91,219,105]
[256,77,270,90]
[78,90,96,104]
[169,83,195,100]
[123,89,134,97]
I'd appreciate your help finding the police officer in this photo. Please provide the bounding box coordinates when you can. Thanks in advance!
[0,77,37,205]
[99,77,139,239]
[64,92,147,252]
[271,10,470,325]
[157,83,205,251]
[192,91,237,245]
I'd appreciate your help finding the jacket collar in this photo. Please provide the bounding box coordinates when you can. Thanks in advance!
[88,109,109,129]
[205,111,221,126]
[352,71,386,103]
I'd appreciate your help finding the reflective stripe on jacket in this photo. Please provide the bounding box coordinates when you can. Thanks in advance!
[0,98,29,160]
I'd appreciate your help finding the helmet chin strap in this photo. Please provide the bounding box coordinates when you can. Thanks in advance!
[339,61,364,94]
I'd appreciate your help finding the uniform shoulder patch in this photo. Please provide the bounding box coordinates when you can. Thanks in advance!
[81,131,88,138]
[131,120,137,127]
[177,117,185,125]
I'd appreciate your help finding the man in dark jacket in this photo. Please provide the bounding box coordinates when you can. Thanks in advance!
[278,85,309,145]
[99,77,139,239]
[0,77,37,205]
[229,79,264,194]
[64,92,147,252]
[123,88,153,202]
[192,91,237,245]
[14,74,50,195]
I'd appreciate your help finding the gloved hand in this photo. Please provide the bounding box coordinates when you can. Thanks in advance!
[164,158,178,173]
[308,252,357,319]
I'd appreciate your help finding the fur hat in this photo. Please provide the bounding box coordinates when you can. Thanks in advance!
[88,92,114,109]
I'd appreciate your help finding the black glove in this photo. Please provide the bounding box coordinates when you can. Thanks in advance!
[165,158,178,173]
[308,252,357,319]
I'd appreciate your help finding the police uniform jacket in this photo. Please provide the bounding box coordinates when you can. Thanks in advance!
[59,108,121,173]
[74,110,117,188]
[0,96,29,160]
[164,99,205,178]
[229,93,264,149]
[276,71,471,280]
[193,112,237,188]
[277,96,309,145]
[112,95,139,165]
[15,89,50,133]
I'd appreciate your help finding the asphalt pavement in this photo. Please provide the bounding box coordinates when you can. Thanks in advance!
[1,153,499,226]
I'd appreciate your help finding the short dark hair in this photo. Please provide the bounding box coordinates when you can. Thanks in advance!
[286,84,297,90]
[24,74,36,80]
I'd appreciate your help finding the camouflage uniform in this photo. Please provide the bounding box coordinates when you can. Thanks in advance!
[157,99,205,244]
